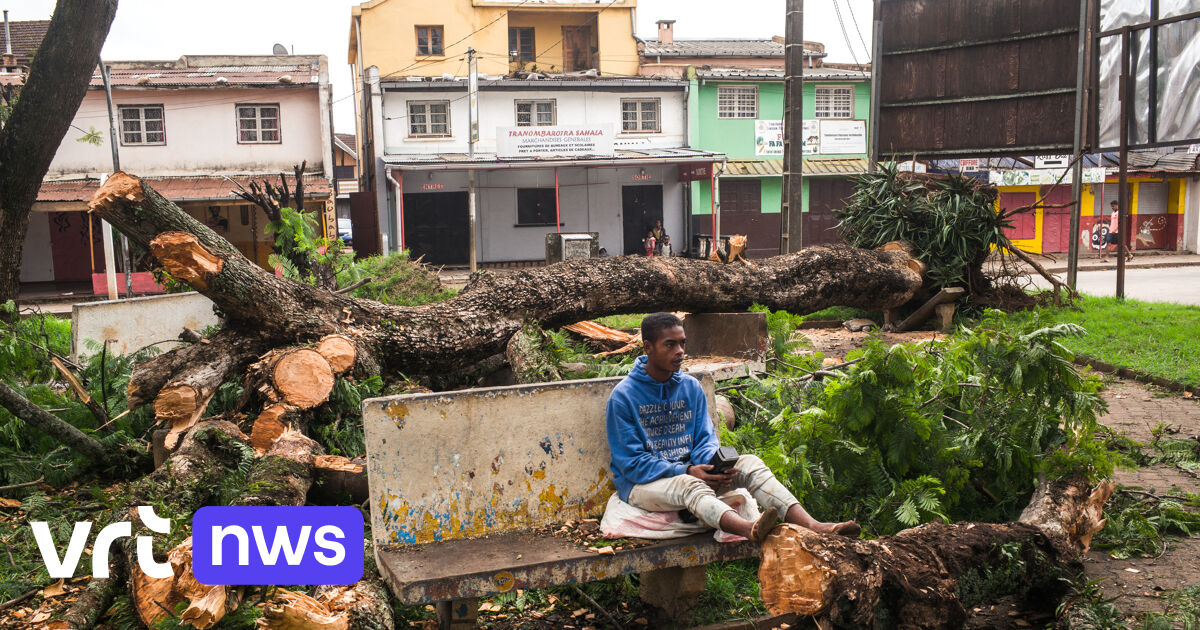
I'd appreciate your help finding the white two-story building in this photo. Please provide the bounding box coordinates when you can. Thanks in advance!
[21,55,333,292]
[360,71,721,265]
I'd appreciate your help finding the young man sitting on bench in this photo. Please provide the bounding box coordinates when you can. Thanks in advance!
[605,312,861,544]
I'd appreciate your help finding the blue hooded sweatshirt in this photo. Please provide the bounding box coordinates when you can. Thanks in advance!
[606,355,719,502]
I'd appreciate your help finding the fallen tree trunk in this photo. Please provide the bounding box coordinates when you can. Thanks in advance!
[759,478,1116,629]
[89,171,924,424]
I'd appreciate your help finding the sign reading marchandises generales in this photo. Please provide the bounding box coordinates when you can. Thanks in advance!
[497,124,614,158]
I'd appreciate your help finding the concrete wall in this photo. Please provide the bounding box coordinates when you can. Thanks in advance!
[20,213,54,283]
[381,87,687,155]
[363,373,714,546]
[396,164,685,260]
[47,88,326,179]
[71,292,221,361]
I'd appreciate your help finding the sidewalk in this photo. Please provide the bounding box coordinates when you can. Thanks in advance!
[1083,379,1200,619]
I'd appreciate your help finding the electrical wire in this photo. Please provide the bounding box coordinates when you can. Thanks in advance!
[832,0,863,67]
[844,0,873,63]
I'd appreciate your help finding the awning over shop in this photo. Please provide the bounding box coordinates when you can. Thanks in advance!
[381,147,724,171]
[36,174,332,207]
[722,157,869,178]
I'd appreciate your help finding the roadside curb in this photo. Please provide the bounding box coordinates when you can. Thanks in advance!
[1074,353,1200,397]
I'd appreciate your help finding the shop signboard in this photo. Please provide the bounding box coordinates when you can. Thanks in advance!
[755,120,784,156]
[497,124,614,158]
[819,120,867,155]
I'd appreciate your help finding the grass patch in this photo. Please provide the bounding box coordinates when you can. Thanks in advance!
[1005,295,1200,387]
[595,313,646,331]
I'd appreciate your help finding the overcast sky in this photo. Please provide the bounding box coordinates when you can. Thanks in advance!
[8,0,874,133]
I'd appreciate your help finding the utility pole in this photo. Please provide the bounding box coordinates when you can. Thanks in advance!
[1066,0,1090,289]
[100,60,130,300]
[780,0,804,253]
[467,48,479,273]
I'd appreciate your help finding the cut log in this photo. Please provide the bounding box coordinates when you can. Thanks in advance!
[250,404,292,454]
[315,335,357,375]
[258,589,347,630]
[893,286,966,332]
[758,478,1116,628]
[272,349,336,409]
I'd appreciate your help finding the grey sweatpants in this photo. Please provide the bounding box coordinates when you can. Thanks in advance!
[626,454,800,529]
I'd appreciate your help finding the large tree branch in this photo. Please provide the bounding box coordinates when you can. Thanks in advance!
[90,172,924,381]
[0,0,118,304]
[0,381,109,462]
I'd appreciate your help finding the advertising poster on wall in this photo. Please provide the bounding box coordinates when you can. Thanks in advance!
[496,125,614,158]
[803,119,820,155]
[754,120,784,156]
[818,120,867,154]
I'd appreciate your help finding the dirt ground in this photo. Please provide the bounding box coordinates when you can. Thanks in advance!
[798,325,944,362]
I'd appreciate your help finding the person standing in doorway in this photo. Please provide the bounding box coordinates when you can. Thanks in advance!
[643,230,657,257]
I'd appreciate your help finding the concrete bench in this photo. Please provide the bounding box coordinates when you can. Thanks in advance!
[362,374,758,628]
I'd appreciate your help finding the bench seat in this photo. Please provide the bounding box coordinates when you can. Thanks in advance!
[377,531,758,604]
[379,530,753,604]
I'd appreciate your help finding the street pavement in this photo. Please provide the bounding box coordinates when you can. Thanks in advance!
[1033,265,1200,305]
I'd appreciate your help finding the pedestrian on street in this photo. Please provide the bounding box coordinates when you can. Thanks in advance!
[1102,200,1132,263]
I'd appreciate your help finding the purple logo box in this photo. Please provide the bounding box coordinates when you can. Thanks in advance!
[192,506,364,585]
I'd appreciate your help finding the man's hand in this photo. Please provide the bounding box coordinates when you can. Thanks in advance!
[687,464,736,490]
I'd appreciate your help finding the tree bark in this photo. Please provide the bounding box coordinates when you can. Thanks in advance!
[90,172,924,410]
[0,381,111,462]
[0,0,118,306]
[758,478,1116,629]
[45,575,121,630]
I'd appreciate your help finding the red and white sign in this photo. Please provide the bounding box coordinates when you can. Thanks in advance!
[420,183,444,191]
[959,158,981,172]
[632,174,652,181]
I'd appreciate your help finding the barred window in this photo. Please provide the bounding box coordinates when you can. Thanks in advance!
[515,100,555,126]
[621,98,660,133]
[814,86,854,119]
[408,101,450,137]
[118,105,165,145]
[236,104,280,143]
[717,85,758,118]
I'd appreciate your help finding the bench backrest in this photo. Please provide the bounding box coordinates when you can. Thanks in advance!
[363,374,715,547]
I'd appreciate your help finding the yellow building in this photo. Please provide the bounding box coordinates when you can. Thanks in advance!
[348,0,639,82]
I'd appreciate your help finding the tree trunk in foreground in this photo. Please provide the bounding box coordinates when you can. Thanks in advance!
[0,0,118,306]
[759,478,1116,629]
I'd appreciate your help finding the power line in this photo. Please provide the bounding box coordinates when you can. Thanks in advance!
[844,0,872,63]
[832,0,862,66]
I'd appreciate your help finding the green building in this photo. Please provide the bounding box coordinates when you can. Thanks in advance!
[687,67,871,257]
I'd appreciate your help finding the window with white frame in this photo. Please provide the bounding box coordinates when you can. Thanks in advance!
[515,100,556,126]
[814,86,854,119]
[236,104,280,143]
[118,105,165,145]
[408,101,450,137]
[717,85,758,118]
[621,98,660,133]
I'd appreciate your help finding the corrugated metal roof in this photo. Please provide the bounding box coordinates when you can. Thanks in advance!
[805,158,869,175]
[724,160,783,177]
[642,39,787,58]
[38,174,331,203]
[698,67,870,81]
[722,158,868,177]
[1128,150,1200,172]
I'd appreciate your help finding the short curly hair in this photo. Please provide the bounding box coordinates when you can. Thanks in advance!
[641,312,683,344]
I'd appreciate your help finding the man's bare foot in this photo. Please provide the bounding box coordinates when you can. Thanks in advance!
[806,520,861,537]
[750,506,780,544]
